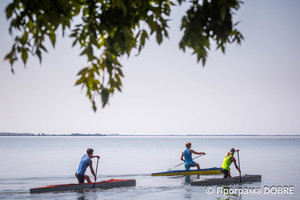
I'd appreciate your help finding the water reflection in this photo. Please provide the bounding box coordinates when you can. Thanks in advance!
[184,175,200,185]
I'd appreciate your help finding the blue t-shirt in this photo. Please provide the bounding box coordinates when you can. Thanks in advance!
[76,154,92,175]
[183,149,193,164]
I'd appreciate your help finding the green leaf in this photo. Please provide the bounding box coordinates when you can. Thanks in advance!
[92,100,97,112]
[77,67,90,75]
[75,75,86,85]
[20,32,28,45]
[72,39,78,47]
[40,44,48,53]
[21,49,28,64]
[49,31,56,47]
[101,88,110,108]
[156,30,162,44]
[36,49,42,63]
[5,3,14,19]
[116,67,124,77]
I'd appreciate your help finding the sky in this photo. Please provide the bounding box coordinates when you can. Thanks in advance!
[0,0,300,135]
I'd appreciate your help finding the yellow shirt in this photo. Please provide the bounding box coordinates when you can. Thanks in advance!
[221,154,232,171]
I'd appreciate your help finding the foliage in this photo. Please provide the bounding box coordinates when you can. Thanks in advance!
[4,0,243,111]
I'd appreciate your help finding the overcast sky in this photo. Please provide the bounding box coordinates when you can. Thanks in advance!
[0,0,299,135]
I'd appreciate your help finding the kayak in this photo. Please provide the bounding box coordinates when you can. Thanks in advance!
[191,174,261,186]
[151,167,222,176]
[30,179,136,193]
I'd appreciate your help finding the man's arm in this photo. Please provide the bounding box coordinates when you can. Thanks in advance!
[230,157,241,173]
[91,155,100,159]
[180,151,185,162]
[190,149,206,155]
[89,161,97,181]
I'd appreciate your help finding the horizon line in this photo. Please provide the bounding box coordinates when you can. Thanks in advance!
[1,132,300,136]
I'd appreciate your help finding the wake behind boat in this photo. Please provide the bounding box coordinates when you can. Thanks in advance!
[191,174,261,186]
[30,179,136,193]
[151,167,222,176]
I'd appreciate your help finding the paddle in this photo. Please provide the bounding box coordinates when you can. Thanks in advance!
[93,158,100,188]
[237,150,241,183]
[168,154,203,171]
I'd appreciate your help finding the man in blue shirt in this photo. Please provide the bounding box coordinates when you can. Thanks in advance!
[181,142,205,170]
[75,148,100,183]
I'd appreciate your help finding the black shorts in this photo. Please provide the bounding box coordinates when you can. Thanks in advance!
[220,168,229,178]
[75,173,85,183]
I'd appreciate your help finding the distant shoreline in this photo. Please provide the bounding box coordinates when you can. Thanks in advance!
[0,132,299,137]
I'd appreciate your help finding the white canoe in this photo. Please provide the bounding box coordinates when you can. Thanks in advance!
[191,174,261,186]
[30,179,136,193]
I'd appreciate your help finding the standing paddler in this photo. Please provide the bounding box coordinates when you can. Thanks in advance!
[220,148,241,178]
[181,142,206,170]
[75,148,100,183]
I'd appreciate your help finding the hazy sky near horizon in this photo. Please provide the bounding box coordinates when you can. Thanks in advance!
[0,0,300,135]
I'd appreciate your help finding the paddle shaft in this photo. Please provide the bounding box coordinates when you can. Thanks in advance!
[237,151,241,183]
[93,158,100,188]
[169,154,203,170]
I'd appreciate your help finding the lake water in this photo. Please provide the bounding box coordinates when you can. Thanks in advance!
[0,136,299,199]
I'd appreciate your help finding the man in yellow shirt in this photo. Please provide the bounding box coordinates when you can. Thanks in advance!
[220,148,241,178]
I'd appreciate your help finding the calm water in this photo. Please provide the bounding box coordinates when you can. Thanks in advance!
[0,136,299,199]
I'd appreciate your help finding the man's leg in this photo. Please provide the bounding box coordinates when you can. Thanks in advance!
[228,170,231,178]
[220,168,228,178]
[196,163,200,170]
[75,173,85,183]
[185,163,190,171]
[84,175,92,183]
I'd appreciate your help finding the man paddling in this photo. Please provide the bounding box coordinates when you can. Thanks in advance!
[75,148,100,183]
[220,148,241,178]
[181,142,205,170]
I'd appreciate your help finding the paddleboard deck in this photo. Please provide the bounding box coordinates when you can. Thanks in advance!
[30,179,136,193]
[191,174,261,186]
[151,167,222,176]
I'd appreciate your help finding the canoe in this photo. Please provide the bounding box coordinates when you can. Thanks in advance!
[151,167,222,176]
[191,174,261,186]
[30,179,136,193]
